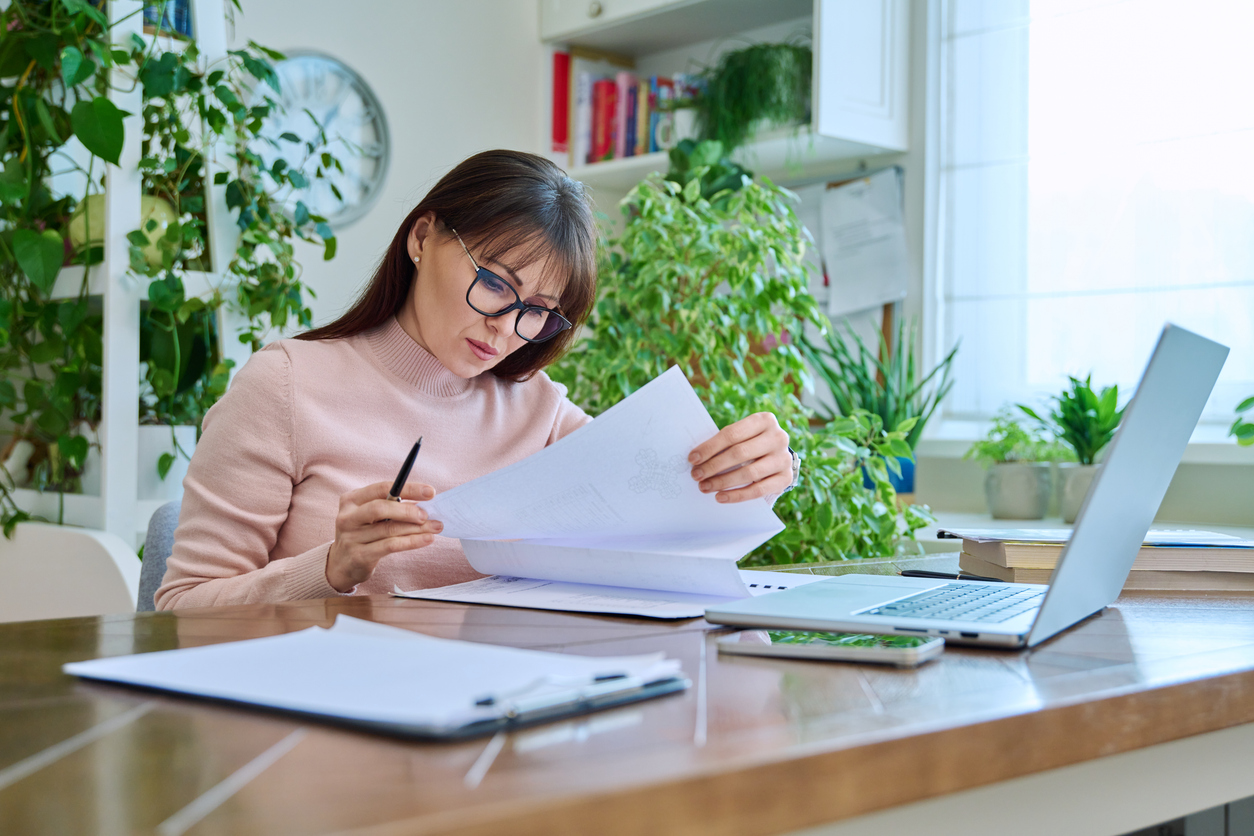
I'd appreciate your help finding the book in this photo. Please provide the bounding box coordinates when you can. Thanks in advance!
[591,78,617,162]
[959,552,1254,591]
[64,616,688,739]
[615,71,635,159]
[636,80,650,156]
[395,367,822,619]
[649,76,674,152]
[624,78,638,157]
[551,51,570,155]
[573,71,593,166]
[939,527,1254,571]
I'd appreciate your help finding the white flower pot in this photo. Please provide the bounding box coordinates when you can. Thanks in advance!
[1059,463,1100,524]
[984,463,1052,520]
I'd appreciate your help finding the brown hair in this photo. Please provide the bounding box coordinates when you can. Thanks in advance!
[298,150,597,381]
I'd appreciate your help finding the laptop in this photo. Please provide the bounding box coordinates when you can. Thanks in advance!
[705,324,1229,648]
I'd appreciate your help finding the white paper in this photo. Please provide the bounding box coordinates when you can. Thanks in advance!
[421,367,783,543]
[396,571,827,620]
[63,616,682,733]
[821,168,910,317]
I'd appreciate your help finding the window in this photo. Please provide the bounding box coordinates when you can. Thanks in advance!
[938,0,1254,429]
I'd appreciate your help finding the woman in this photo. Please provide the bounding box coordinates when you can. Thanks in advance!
[156,150,795,610]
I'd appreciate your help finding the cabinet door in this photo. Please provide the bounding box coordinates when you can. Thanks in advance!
[814,0,909,152]
[541,0,681,43]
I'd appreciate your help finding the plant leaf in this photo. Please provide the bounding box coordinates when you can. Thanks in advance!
[60,46,95,86]
[71,97,126,165]
[13,229,65,294]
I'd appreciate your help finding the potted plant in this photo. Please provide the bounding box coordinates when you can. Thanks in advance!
[0,0,341,531]
[964,409,1072,519]
[797,317,958,496]
[689,41,812,155]
[550,141,933,566]
[1232,396,1254,447]
[1020,375,1124,523]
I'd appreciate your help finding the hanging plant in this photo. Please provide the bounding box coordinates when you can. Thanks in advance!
[692,41,812,156]
[0,0,345,530]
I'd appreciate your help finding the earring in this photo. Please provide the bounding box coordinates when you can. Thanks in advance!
[413,255,420,265]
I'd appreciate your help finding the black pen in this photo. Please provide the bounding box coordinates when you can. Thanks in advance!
[388,438,422,502]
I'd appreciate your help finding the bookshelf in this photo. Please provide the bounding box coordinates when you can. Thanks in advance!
[543,0,910,193]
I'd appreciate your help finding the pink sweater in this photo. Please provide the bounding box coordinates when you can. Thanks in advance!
[156,317,591,610]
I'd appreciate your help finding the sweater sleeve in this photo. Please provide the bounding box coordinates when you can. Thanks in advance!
[547,381,593,444]
[155,344,346,610]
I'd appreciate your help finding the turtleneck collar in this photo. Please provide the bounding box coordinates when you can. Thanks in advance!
[362,317,474,398]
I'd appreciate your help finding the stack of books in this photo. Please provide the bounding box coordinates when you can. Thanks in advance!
[941,528,1254,590]
[552,52,702,166]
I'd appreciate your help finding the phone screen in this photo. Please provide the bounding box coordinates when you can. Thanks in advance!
[764,631,935,648]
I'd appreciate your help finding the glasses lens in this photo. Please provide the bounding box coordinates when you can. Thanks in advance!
[517,307,571,342]
[467,269,518,315]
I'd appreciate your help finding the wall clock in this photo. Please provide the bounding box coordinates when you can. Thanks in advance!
[251,51,390,228]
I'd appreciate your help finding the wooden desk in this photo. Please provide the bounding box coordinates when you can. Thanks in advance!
[2,593,1254,836]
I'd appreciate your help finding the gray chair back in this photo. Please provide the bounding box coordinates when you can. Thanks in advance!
[138,500,181,612]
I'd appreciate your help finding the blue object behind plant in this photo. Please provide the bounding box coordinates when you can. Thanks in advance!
[863,456,914,493]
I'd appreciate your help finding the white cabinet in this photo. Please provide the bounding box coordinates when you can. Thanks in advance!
[541,0,911,191]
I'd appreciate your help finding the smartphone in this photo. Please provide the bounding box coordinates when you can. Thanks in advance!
[717,630,944,668]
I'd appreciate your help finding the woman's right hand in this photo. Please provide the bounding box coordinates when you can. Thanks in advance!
[325,482,443,592]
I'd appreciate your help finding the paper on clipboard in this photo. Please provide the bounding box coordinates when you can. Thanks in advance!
[820,167,911,317]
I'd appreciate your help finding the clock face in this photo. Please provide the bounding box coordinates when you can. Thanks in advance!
[252,52,391,228]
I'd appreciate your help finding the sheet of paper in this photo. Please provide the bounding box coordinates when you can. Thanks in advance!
[395,571,827,620]
[460,531,776,598]
[64,616,682,732]
[419,367,784,544]
[820,167,910,317]
[939,528,1248,546]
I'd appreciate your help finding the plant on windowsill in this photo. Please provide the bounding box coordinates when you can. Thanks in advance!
[550,140,934,566]
[964,410,1073,520]
[797,317,959,495]
[0,0,342,533]
[1232,396,1254,447]
[1018,375,1124,523]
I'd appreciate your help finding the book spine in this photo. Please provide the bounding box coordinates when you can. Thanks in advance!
[636,80,650,156]
[651,77,675,151]
[591,79,616,163]
[615,72,633,159]
[624,79,637,158]
[574,72,593,166]
[551,52,571,155]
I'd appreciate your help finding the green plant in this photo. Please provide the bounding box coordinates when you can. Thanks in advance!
[798,318,958,450]
[964,409,1072,467]
[691,42,812,155]
[0,0,341,527]
[1019,375,1123,466]
[1232,395,1254,447]
[550,142,932,565]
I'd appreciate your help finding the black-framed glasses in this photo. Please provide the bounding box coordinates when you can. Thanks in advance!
[450,228,572,344]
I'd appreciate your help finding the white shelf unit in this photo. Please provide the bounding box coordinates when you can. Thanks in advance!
[543,0,911,194]
[18,0,245,549]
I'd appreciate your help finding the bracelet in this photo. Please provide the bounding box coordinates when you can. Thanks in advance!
[783,446,801,492]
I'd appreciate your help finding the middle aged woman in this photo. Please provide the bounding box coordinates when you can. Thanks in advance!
[155,149,797,610]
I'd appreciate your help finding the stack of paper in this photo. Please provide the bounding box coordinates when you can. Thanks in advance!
[400,367,817,618]
[64,616,687,738]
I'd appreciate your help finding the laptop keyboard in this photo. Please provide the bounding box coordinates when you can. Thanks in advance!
[860,583,1047,624]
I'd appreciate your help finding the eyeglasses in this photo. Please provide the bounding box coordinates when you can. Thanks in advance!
[450,228,572,344]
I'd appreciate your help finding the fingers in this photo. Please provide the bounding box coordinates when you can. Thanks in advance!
[688,413,777,467]
[343,480,436,505]
[692,430,786,489]
[713,470,794,504]
[699,448,793,497]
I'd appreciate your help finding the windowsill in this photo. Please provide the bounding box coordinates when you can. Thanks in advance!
[916,420,1254,465]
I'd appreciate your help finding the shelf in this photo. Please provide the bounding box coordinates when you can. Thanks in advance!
[569,126,897,194]
[11,489,174,550]
[50,266,228,301]
[543,0,812,55]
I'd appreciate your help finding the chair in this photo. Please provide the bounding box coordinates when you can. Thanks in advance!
[0,523,140,623]
[137,500,181,612]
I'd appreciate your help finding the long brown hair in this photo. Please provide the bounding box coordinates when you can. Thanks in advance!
[298,150,597,381]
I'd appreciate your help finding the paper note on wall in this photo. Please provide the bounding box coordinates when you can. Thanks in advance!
[820,167,911,317]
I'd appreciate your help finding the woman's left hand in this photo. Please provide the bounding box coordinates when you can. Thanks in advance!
[688,412,792,503]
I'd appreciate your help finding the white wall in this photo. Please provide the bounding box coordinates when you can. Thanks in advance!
[228,0,547,327]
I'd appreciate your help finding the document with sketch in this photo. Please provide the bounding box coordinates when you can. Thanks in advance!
[396,367,814,618]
